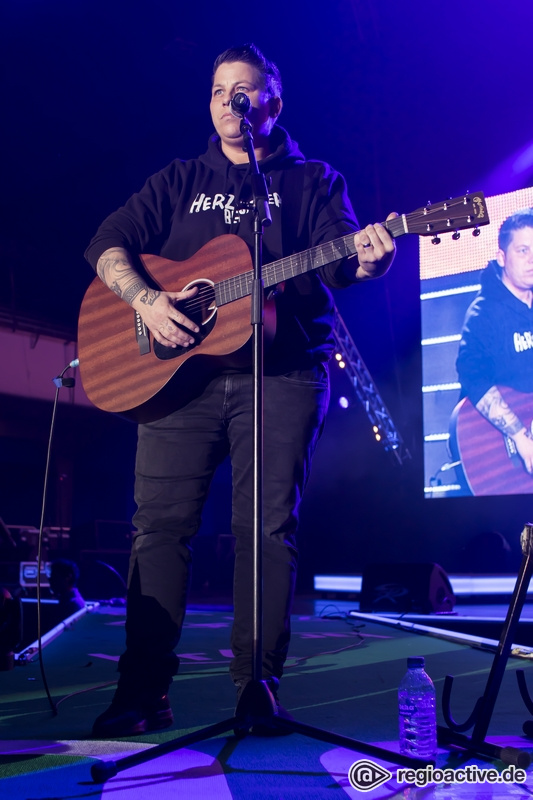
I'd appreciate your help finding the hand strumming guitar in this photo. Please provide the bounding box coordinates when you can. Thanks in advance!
[511,428,533,474]
[96,246,199,348]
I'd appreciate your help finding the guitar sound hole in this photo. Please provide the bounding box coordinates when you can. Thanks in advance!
[154,281,217,361]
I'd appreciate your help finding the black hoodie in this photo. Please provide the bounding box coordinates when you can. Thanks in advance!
[456,259,533,404]
[85,126,360,371]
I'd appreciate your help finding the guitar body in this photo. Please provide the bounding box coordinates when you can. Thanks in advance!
[78,193,490,422]
[78,235,270,422]
[449,386,533,496]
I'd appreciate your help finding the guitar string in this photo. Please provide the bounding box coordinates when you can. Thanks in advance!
[174,236,352,316]
[209,199,470,302]
[176,233,357,314]
[162,198,482,316]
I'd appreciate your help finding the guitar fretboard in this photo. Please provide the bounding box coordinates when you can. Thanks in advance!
[214,233,359,307]
[211,193,488,307]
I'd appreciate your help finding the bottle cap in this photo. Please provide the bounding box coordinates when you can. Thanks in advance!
[407,656,425,668]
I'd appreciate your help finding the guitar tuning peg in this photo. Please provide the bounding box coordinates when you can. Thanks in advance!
[431,236,441,245]
[472,227,481,237]
[452,231,461,241]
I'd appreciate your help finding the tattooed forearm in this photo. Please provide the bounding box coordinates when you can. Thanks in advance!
[96,247,150,307]
[490,415,523,436]
[139,289,161,307]
[476,386,524,436]
[96,248,134,286]
[123,281,149,305]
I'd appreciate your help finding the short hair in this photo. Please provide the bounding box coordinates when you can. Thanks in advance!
[498,207,533,252]
[212,43,282,98]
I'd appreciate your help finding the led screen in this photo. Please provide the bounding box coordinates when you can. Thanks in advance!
[421,187,533,498]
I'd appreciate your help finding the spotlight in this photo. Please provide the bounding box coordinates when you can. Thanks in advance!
[338,396,350,409]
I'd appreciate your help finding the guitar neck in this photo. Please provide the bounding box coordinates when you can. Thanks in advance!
[213,192,489,307]
[214,220,401,307]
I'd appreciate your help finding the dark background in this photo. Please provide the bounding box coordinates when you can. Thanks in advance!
[2,0,533,590]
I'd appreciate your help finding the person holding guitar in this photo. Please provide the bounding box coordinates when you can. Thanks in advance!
[84,43,396,738]
[455,208,533,487]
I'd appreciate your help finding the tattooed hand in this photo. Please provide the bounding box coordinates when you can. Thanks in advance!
[134,288,199,349]
[96,246,199,348]
[511,428,533,474]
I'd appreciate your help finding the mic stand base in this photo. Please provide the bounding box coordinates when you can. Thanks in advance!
[90,678,431,783]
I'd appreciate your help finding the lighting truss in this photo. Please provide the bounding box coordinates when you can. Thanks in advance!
[332,307,411,465]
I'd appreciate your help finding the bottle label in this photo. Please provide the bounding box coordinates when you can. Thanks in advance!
[399,703,416,714]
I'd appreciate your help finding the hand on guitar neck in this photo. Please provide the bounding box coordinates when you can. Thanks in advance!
[352,212,398,281]
[96,246,200,349]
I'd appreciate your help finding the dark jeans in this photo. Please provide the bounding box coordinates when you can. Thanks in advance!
[121,365,330,689]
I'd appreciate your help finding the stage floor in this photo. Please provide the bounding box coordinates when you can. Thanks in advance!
[2,597,533,798]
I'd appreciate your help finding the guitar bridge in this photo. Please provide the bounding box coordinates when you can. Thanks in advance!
[135,311,150,355]
[504,435,522,466]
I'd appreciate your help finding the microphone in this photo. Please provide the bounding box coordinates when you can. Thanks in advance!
[230,92,251,118]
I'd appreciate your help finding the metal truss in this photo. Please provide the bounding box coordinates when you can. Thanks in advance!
[331,307,411,466]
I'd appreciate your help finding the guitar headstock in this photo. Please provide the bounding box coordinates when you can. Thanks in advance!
[386,192,490,240]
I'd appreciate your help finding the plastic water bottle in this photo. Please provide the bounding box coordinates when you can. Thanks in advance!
[398,656,437,758]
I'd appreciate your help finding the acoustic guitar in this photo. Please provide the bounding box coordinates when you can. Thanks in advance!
[78,192,489,422]
[449,386,533,496]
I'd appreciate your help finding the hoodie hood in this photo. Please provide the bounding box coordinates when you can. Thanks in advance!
[480,259,532,321]
[198,125,305,174]
[195,125,305,237]
[480,259,506,295]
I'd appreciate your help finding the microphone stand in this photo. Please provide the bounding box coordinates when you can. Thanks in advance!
[90,111,428,785]
[232,109,274,725]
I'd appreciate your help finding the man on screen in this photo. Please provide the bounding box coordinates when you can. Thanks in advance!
[456,208,533,474]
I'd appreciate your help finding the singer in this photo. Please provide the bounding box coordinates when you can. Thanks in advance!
[84,43,396,738]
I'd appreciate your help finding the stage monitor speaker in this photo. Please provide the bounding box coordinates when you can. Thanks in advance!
[360,562,455,614]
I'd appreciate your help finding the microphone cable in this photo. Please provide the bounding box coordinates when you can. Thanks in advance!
[35,358,79,715]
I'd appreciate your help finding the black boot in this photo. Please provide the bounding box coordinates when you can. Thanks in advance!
[92,650,179,738]
[92,685,173,738]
